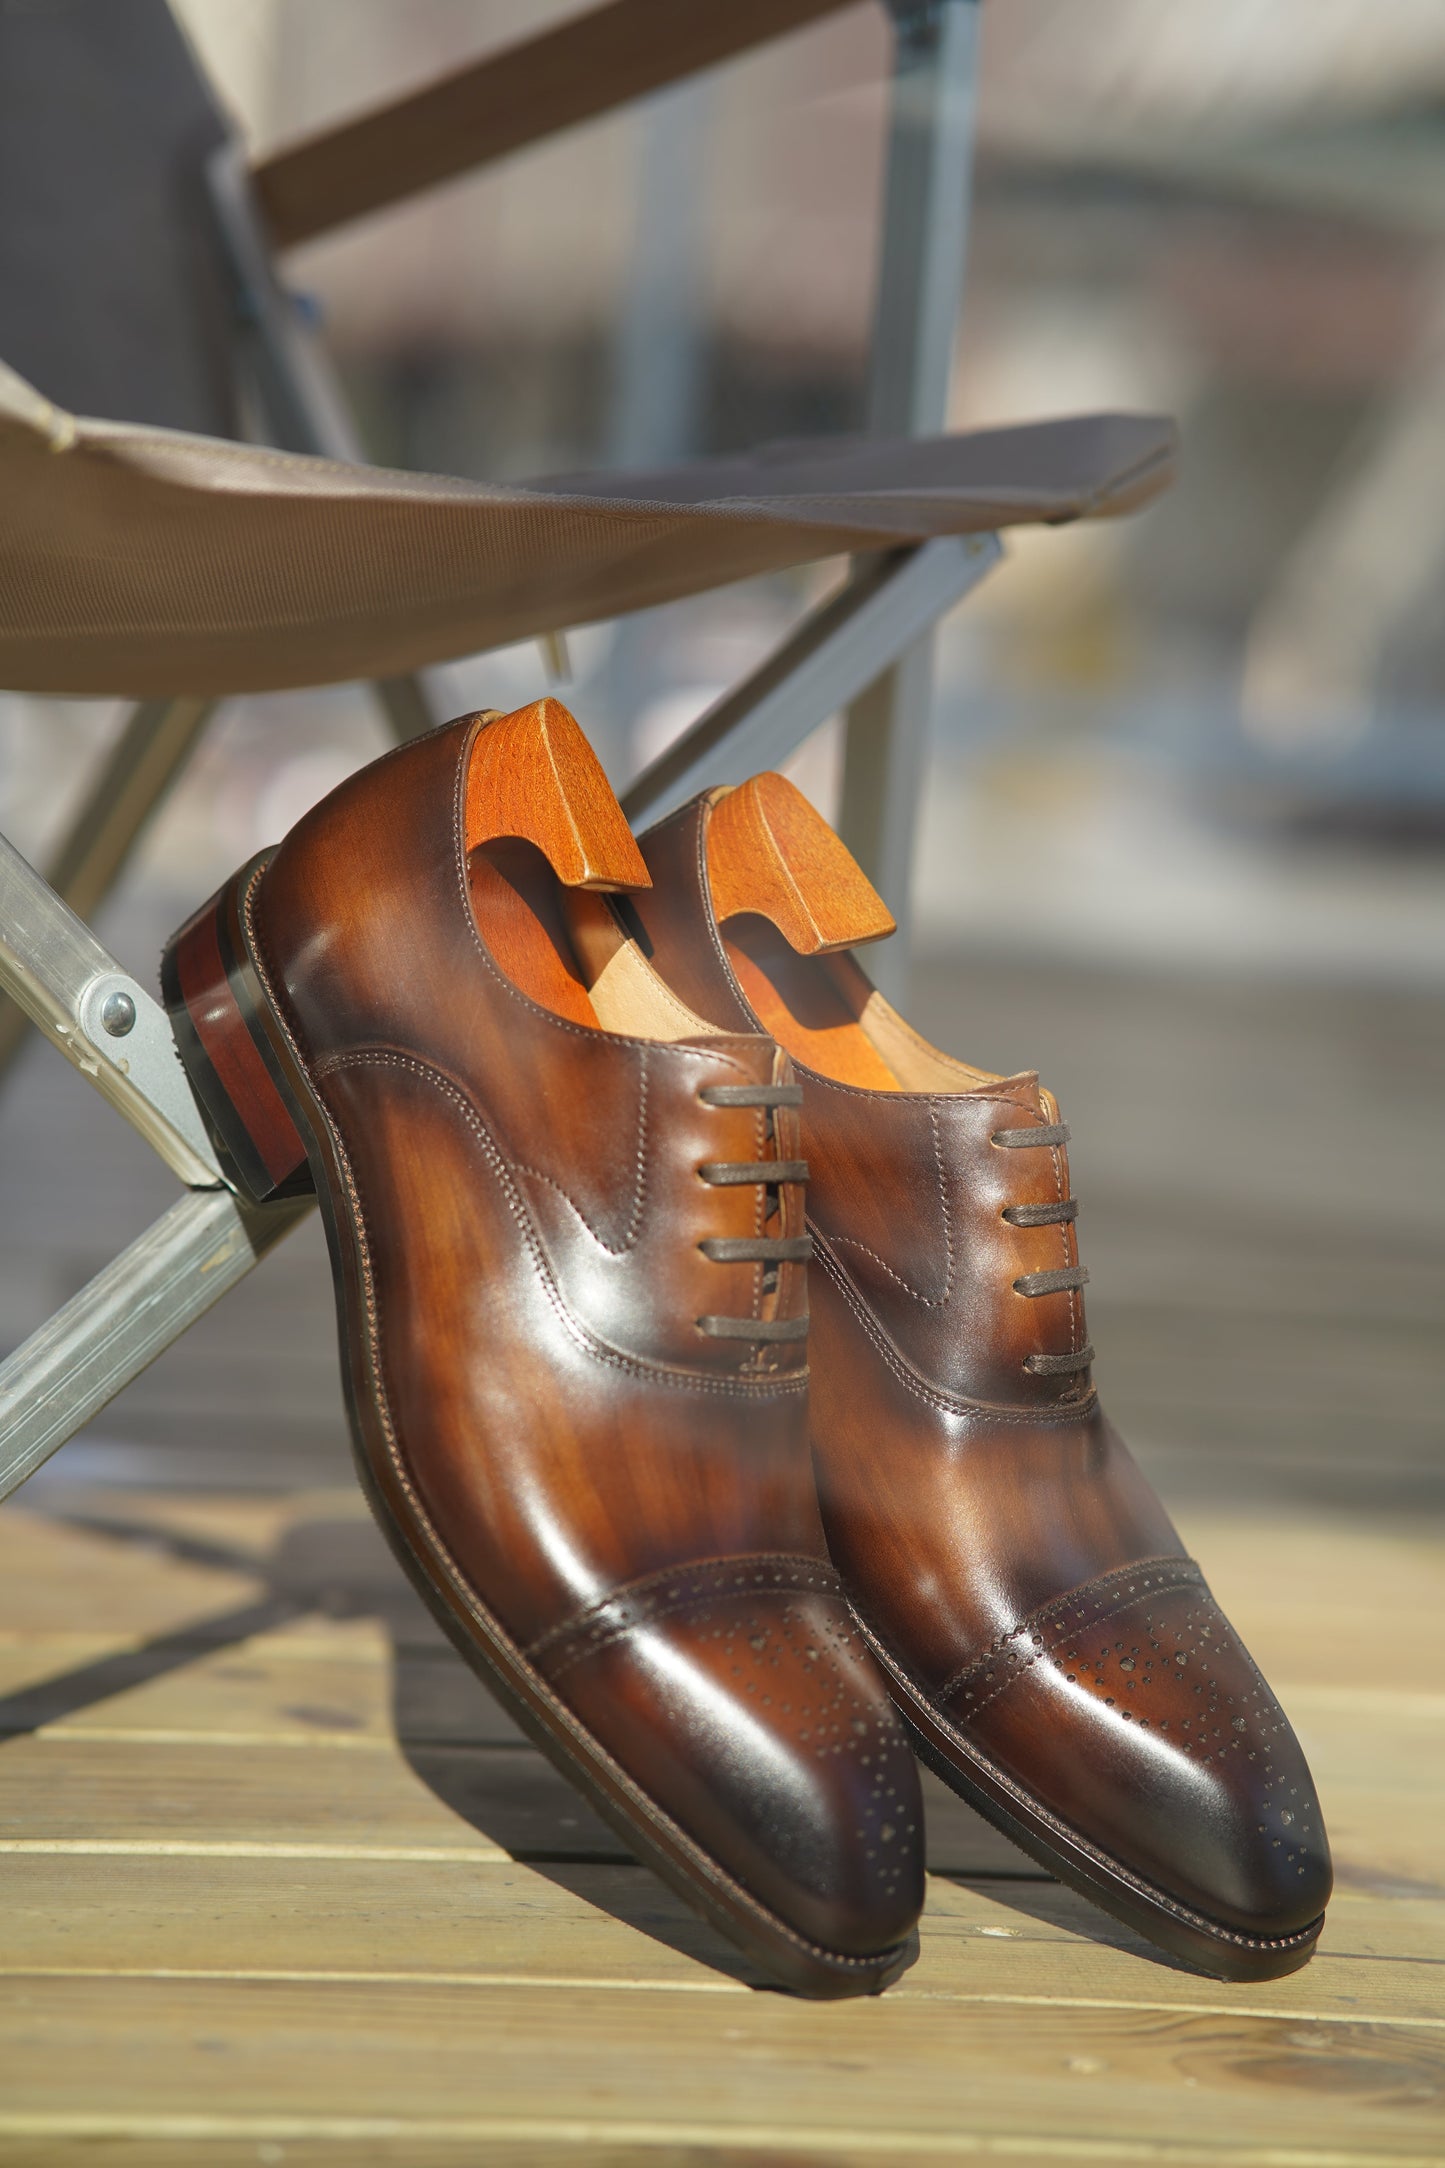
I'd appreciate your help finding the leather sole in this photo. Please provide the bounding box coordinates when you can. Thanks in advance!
[851,1610,1325,1982]
[161,859,916,2001]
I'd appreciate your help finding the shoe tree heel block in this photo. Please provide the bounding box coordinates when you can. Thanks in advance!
[704,773,901,1089]
[161,860,313,1206]
[464,698,650,1027]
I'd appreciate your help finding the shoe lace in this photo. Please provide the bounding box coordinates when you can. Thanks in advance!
[992,1121,1094,1377]
[695,1082,811,1344]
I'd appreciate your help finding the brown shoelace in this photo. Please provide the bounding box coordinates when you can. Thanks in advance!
[697,1082,811,1344]
[993,1121,1094,1377]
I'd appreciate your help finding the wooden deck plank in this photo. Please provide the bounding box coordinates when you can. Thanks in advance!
[0,1627,528,1748]
[0,946,1439,2165]
[0,1853,1439,2023]
[0,1977,1440,2162]
[0,1732,1038,1879]
[0,1733,609,1862]
[0,1510,267,1639]
[7,1491,1438,1691]
[1287,1694,1443,1898]
[0,1495,448,1652]
[0,2143,1278,2168]
[2,1645,1436,1880]
[1175,1510,1445,1697]
[0,1493,1438,2166]
[0,2143,1281,2168]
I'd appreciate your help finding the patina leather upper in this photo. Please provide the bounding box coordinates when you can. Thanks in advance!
[247,719,924,1965]
[630,792,1332,1949]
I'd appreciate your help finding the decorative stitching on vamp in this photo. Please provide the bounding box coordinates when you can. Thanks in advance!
[513,1049,649,1255]
[238,868,910,1980]
[527,1553,845,1684]
[935,1565,1323,1857]
[829,1098,956,1307]
[314,1046,804,1401]
[922,1569,1326,1874]
[937,1558,1203,1710]
[811,1228,1097,1428]
[858,1617,1323,1957]
[1040,1102,1082,1357]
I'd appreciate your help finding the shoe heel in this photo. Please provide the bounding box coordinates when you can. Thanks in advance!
[161,863,314,1206]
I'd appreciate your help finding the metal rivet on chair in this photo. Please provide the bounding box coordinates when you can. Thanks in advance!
[99,990,137,1037]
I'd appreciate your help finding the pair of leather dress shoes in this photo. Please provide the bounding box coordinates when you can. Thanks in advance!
[162,700,1331,1997]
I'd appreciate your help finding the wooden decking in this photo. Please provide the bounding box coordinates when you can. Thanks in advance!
[0,941,1440,2162]
[0,1486,1439,2162]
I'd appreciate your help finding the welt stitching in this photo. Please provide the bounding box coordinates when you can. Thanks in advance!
[513,1050,650,1257]
[936,1558,1203,1706]
[317,1047,804,1401]
[812,1230,1097,1428]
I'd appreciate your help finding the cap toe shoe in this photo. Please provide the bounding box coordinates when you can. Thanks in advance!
[164,713,924,1997]
[628,789,1332,1980]
[940,1567,1331,1948]
[534,1577,922,1959]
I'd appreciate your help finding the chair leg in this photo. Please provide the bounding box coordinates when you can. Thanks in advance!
[835,642,935,982]
[839,0,982,1002]
[372,675,445,745]
[0,696,218,1085]
[0,826,222,1187]
[0,1185,309,1502]
[0,824,313,1500]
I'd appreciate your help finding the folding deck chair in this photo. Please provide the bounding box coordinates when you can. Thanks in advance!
[0,0,1176,1504]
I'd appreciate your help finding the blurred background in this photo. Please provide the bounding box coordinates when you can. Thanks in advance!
[1,0,1441,1524]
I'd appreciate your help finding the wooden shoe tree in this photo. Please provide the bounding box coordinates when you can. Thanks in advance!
[705,773,998,1093]
[465,699,720,1043]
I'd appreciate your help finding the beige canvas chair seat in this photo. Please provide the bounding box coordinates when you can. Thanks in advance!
[0,363,1175,698]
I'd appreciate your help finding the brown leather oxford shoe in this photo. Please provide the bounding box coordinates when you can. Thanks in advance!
[160,706,924,1997]
[626,773,1333,1981]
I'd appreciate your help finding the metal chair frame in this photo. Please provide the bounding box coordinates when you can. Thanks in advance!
[0,0,995,1501]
